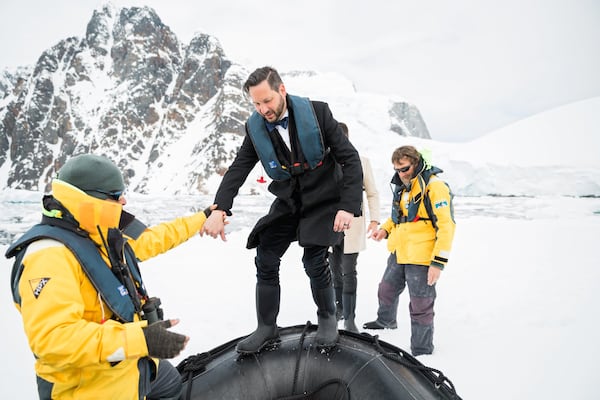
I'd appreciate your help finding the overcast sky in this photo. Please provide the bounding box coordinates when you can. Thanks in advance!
[1,0,599,142]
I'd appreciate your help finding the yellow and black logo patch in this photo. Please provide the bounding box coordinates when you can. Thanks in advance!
[29,278,51,299]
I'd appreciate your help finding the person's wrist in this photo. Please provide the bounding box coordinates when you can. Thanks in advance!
[206,209,224,218]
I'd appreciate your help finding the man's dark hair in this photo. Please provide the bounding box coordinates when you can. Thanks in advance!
[243,66,284,94]
[392,145,422,165]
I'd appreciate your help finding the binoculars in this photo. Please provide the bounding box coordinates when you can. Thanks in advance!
[142,297,164,324]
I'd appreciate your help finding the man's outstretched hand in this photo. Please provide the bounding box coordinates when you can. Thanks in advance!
[200,205,228,241]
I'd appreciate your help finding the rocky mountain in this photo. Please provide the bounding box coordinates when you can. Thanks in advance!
[0,4,430,195]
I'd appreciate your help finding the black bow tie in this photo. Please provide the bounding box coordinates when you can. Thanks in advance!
[265,116,289,131]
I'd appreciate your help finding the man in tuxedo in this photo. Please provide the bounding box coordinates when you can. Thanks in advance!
[202,66,363,353]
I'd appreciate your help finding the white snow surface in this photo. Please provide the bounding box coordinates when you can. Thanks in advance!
[0,96,599,399]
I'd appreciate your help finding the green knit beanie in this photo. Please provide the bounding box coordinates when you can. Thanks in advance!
[57,154,125,200]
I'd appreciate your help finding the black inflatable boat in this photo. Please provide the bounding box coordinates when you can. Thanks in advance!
[177,323,461,400]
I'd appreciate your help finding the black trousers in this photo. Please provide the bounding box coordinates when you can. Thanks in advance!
[329,236,358,293]
[255,213,331,289]
[139,359,182,400]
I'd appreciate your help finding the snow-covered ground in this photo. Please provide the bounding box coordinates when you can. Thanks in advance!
[1,192,599,399]
[1,96,599,398]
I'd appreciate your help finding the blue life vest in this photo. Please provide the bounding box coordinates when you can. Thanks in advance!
[247,95,324,180]
[6,224,145,322]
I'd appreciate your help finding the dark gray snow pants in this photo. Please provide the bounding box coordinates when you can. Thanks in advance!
[376,253,437,356]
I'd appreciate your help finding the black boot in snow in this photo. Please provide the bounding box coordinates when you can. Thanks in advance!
[236,284,280,354]
[311,285,339,348]
[363,320,398,330]
[342,292,359,333]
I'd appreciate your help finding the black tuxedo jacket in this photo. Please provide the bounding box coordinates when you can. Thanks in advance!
[214,98,363,248]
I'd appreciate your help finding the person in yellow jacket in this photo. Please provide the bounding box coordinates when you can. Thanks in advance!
[363,145,455,357]
[6,154,218,399]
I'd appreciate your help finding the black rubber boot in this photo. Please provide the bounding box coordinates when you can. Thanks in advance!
[311,285,339,348]
[363,320,398,330]
[334,286,343,321]
[342,292,359,333]
[236,284,280,354]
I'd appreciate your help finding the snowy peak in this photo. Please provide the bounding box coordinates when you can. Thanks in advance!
[0,5,431,195]
[363,96,600,198]
[465,96,600,168]
[85,3,117,60]
[0,4,246,193]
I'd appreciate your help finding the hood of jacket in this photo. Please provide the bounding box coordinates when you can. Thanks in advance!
[50,179,123,246]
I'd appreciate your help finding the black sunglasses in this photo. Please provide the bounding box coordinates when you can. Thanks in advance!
[394,165,411,173]
[91,189,124,201]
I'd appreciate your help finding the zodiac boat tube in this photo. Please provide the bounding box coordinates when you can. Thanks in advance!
[177,323,462,400]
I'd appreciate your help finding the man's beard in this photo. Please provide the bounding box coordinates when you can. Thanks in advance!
[269,93,286,121]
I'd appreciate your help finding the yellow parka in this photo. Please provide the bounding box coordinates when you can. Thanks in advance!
[14,180,208,399]
[380,168,455,269]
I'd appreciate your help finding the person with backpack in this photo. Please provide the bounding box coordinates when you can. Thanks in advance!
[363,145,455,357]
[6,154,218,399]
[201,66,363,353]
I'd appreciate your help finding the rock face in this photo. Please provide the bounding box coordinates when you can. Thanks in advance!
[0,4,430,194]
[389,101,430,139]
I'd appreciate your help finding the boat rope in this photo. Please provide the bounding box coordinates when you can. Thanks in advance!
[291,321,311,395]
[370,334,461,399]
[179,351,211,400]
[278,321,352,400]
[177,336,242,400]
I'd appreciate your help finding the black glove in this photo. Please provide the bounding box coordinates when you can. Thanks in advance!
[142,320,187,359]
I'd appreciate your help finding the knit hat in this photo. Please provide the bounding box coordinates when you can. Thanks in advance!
[57,154,125,200]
